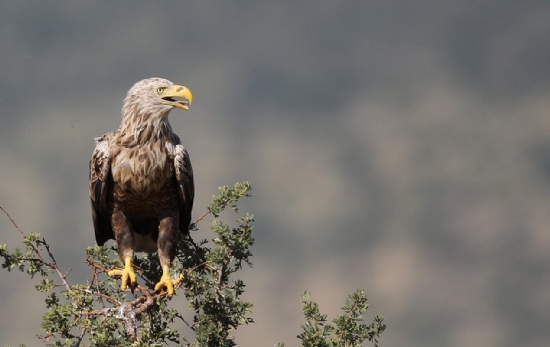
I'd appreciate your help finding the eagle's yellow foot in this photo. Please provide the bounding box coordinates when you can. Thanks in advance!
[108,256,137,291]
[154,266,184,297]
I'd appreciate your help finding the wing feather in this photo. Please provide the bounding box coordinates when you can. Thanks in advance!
[174,143,195,233]
[89,133,114,245]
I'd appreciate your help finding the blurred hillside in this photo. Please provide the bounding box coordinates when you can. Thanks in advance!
[1,2,550,347]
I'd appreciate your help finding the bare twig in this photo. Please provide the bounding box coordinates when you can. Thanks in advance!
[81,307,115,316]
[86,258,111,273]
[193,210,210,225]
[75,326,87,347]
[0,206,24,237]
[133,285,156,316]
[43,237,72,292]
[175,311,192,328]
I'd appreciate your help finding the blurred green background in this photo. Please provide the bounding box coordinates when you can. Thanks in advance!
[1,2,550,346]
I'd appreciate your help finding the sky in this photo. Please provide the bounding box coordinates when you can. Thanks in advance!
[1,2,550,347]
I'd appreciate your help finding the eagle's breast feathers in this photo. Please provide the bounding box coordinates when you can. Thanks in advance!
[90,128,192,215]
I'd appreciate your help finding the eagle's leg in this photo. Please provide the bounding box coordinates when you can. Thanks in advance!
[154,216,183,296]
[108,209,137,291]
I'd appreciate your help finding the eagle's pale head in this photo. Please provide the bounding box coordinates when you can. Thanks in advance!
[122,77,193,120]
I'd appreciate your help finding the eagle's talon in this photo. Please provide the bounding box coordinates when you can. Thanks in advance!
[108,256,137,291]
[155,272,184,297]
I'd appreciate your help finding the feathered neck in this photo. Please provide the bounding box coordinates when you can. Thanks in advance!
[115,101,175,147]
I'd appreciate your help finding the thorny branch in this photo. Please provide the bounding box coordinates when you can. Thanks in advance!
[1,206,72,292]
[1,205,192,337]
[84,258,178,317]
[0,182,257,345]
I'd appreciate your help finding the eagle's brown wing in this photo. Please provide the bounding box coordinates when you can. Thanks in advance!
[89,132,115,246]
[173,141,195,234]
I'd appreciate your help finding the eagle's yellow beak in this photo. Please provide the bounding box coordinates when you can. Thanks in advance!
[163,85,193,110]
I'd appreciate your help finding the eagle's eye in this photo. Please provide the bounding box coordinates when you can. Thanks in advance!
[157,87,166,94]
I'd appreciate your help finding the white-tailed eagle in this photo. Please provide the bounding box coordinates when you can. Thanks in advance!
[89,77,194,296]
